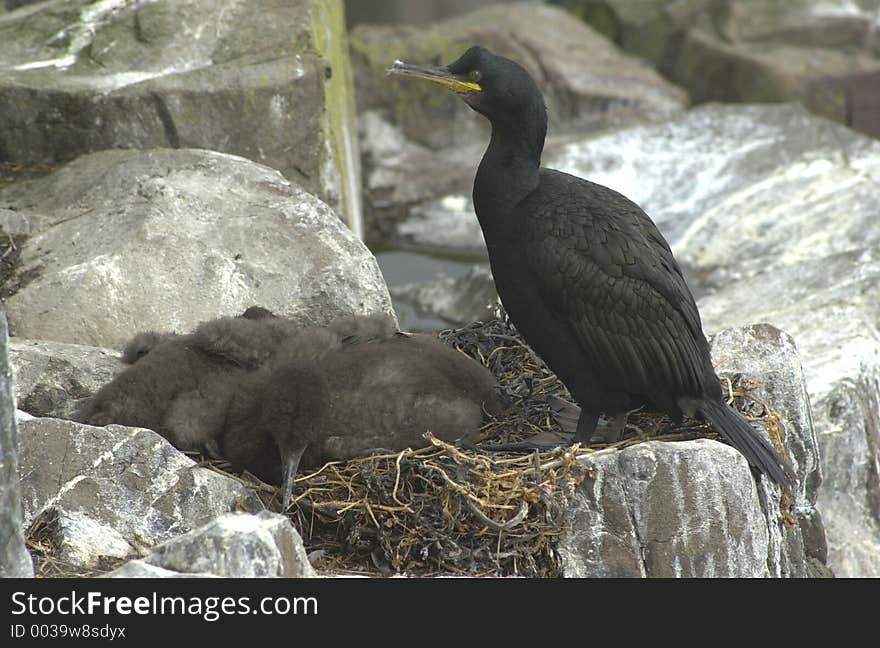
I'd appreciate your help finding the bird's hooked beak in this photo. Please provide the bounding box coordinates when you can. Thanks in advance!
[386,60,481,94]
[279,445,306,512]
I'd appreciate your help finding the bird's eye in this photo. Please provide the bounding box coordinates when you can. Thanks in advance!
[468,70,482,82]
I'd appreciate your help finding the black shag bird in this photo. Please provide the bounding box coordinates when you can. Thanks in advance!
[221,322,502,509]
[388,47,796,491]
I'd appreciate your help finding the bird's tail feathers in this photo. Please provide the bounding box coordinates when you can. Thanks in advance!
[695,399,796,493]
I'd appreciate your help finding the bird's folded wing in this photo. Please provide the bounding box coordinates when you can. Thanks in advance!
[522,172,712,404]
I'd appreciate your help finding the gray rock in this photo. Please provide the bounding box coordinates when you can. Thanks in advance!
[0,310,34,577]
[18,416,263,569]
[709,323,822,577]
[0,207,31,236]
[353,2,687,244]
[359,111,491,247]
[9,337,123,419]
[397,195,486,255]
[559,440,776,577]
[552,102,878,576]
[29,506,137,569]
[547,103,880,262]
[555,0,880,138]
[1,148,393,348]
[352,2,686,150]
[103,559,218,578]
[391,265,498,328]
[0,0,361,230]
[709,324,821,504]
[141,511,316,578]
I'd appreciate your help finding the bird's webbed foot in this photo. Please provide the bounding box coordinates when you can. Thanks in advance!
[587,412,628,445]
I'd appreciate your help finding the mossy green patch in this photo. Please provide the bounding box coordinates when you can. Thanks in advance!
[307,0,361,235]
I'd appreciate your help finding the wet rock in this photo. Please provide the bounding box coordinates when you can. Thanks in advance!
[0,0,361,228]
[555,0,880,138]
[1,148,393,348]
[139,511,316,578]
[18,415,263,569]
[0,310,33,577]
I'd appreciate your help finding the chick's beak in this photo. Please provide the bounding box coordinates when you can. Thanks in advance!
[386,60,481,94]
[279,445,306,512]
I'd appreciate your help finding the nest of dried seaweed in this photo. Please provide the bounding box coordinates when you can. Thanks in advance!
[229,316,785,577]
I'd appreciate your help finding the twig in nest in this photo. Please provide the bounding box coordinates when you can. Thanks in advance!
[466,499,529,531]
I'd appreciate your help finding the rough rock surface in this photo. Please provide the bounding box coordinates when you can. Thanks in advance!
[9,338,123,420]
[353,2,686,149]
[559,440,777,577]
[0,0,361,229]
[0,148,393,348]
[551,103,879,576]
[559,323,821,578]
[554,0,880,138]
[103,560,217,578]
[0,310,33,577]
[139,511,316,578]
[17,415,263,569]
[352,2,687,244]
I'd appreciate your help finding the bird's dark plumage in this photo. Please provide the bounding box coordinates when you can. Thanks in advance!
[221,322,502,507]
[75,312,296,451]
[389,46,795,491]
[77,310,502,508]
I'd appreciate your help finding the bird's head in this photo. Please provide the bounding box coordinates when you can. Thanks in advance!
[259,362,328,511]
[387,46,545,128]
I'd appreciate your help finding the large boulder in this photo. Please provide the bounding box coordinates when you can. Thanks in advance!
[0,0,361,230]
[351,2,687,245]
[18,415,263,570]
[0,310,33,577]
[560,440,789,577]
[0,148,393,348]
[551,102,879,576]
[554,0,880,138]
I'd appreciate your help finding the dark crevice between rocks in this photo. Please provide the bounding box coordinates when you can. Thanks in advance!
[151,93,181,149]
[0,234,42,302]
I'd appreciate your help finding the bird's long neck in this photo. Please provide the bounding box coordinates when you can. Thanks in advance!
[473,113,544,228]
